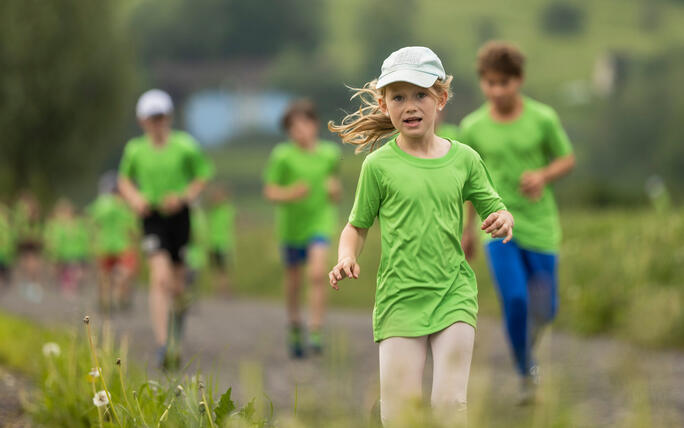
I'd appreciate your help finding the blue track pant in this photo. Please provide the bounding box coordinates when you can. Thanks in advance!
[485,239,558,376]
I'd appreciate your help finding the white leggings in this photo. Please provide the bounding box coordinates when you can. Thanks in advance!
[378,322,475,426]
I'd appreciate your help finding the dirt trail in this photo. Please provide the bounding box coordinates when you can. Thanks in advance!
[1,286,682,426]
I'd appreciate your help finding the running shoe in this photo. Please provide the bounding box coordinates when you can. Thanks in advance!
[517,365,540,406]
[308,330,323,355]
[288,324,305,359]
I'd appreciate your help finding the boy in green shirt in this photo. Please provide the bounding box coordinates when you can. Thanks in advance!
[263,99,342,358]
[460,41,575,404]
[118,89,213,369]
[207,185,236,296]
[89,173,139,311]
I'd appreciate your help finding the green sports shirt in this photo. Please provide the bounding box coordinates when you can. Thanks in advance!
[459,97,573,252]
[264,140,341,246]
[119,131,214,206]
[208,202,236,253]
[349,138,506,342]
[436,122,460,141]
[88,194,137,256]
[44,217,90,262]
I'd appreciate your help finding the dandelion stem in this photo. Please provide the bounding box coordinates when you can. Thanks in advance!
[84,316,123,427]
[117,359,133,411]
[200,385,216,428]
[157,395,176,427]
[91,381,104,428]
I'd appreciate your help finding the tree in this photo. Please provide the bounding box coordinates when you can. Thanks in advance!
[0,0,137,199]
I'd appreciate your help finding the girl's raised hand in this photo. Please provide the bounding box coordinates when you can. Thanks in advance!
[481,210,514,244]
[328,257,361,290]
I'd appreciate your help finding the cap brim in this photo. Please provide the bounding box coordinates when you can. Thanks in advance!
[376,69,439,89]
[137,108,173,119]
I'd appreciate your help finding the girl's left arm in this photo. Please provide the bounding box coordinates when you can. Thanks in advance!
[464,153,514,244]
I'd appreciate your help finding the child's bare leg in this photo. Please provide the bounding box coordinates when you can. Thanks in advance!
[429,322,475,427]
[307,243,328,332]
[147,253,173,347]
[285,265,303,325]
[379,335,428,426]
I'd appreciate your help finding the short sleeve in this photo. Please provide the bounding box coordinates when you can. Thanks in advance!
[263,147,287,185]
[118,141,136,179]
[544,108,573,159]
[185,137,214,180]
[463,151,506,220]
[348,158,382,229]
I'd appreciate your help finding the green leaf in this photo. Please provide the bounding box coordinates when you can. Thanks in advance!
[214,387,236,425]
[238,398,256,421]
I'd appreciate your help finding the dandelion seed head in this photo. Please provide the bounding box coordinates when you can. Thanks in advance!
[87,368,101,382]
[42,342,61,357]
[93,390,109,407]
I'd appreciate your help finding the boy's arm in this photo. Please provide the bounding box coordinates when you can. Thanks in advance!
[118,177,149,216]
[520,154,575,200]
[327,177,342,203]
[329,223,368,290]
[263,182,309,203]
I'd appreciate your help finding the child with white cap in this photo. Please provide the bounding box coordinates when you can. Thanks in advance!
[328,47,514,426]
[118,89,214,369]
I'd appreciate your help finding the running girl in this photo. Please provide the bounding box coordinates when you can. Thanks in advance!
[459,41,575,404]
[328,46,514,425]
[263,99,342,358]
[118,89,213,369]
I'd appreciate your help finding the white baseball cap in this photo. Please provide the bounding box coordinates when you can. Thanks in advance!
[376,46,446,89]
[136,89,174,119]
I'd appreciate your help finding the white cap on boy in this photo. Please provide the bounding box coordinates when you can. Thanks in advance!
[136,89,174,119]
[376,46,446,89]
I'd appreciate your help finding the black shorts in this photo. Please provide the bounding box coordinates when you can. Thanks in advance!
[142,206,191,265]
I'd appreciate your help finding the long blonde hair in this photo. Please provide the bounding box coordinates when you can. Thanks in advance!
[328,76,453,153]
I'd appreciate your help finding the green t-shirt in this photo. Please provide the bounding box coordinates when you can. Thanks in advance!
[349,138,506,342]
[0,207,13,263]
[186,205,209,270]
[208,202,236,252]
[119,131,214,206]
[436,123,460,141]
[88,194,137,256]
[44,217,90,262]
[263,140,341,246]
[459,97,573,252]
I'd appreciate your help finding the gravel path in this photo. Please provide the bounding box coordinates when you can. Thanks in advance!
[0,285,682,427]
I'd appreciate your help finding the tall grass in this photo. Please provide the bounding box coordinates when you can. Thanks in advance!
[0,310,677,427]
